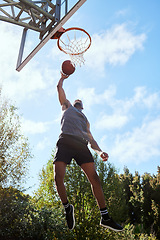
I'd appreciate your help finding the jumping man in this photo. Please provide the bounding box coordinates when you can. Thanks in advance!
[53,73,123,232]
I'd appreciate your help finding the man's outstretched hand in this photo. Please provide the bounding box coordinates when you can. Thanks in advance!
[100,152,109,161]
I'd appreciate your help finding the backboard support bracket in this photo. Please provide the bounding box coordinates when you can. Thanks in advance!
[16,0,87,71]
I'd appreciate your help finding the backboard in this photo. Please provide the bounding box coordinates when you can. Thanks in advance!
[0,0,87,71]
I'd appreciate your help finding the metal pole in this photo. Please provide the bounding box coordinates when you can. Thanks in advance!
[55,0,61,22]
[65,0,68,15]
[16,28,28,69]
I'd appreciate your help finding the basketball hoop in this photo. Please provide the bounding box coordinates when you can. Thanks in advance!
[57,27,91,66]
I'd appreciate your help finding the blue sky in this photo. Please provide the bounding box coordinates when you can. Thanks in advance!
[0,0,160,195]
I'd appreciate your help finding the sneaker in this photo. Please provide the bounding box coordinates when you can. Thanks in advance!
[65,204,75,230]
[100,217,123,232]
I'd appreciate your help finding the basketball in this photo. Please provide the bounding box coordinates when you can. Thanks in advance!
[61,60,75,76]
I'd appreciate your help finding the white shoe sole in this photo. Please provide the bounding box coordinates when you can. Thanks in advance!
[100,222,123,232]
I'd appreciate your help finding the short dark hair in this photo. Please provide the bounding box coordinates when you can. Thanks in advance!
[73,99,83,108]
[74,102,82,108]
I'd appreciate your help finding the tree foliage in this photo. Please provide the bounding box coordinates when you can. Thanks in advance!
[121,166,160,239]
[34,152,59,209]
[0,88,32,188]
[0,186,67,240]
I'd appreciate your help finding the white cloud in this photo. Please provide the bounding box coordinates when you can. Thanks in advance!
[0,23,58,103]
[95,114,129,130]
[36,137,52,151]
[77,87,100,108]
[78,85,159,115]
[21,119,52,135]
[142,91,160,109]
[2,68,46,99]
[0,23,21,67]
[85,23,146,73]
[77,85,160,132]
[77,85,116,110]
[111,117,160,164]
[115,8,130,18]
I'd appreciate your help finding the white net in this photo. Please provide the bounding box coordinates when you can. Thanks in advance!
[70,53,85,66]
[58,28,91,66]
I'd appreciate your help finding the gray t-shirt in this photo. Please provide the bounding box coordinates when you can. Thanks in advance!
[60,105,89,141]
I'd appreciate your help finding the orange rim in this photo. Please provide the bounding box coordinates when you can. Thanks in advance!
[57,27,92,55]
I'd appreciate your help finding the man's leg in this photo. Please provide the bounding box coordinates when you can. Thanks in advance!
[54,161,75,230]
[80,162,106,209]
[81,162,123,232]
[54,161,68,203]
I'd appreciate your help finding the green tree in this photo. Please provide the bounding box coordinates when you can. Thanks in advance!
[129,171,144,224]
[0,186,67,240]
[141,173,155,233]
[120,167,160,239]
[0,186,32,240]
[145,167,160,239]
[0,88,32,188]
[120,167,134,223]
[34,152,59,209]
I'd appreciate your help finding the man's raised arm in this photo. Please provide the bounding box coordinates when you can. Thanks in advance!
[57,73,71,107]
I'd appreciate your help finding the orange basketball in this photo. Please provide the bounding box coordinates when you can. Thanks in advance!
[61,60,75,76]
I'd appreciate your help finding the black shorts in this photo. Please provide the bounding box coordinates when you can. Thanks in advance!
[53,134,94,166]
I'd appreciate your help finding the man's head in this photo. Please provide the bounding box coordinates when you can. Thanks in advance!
[73,99,83,110]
